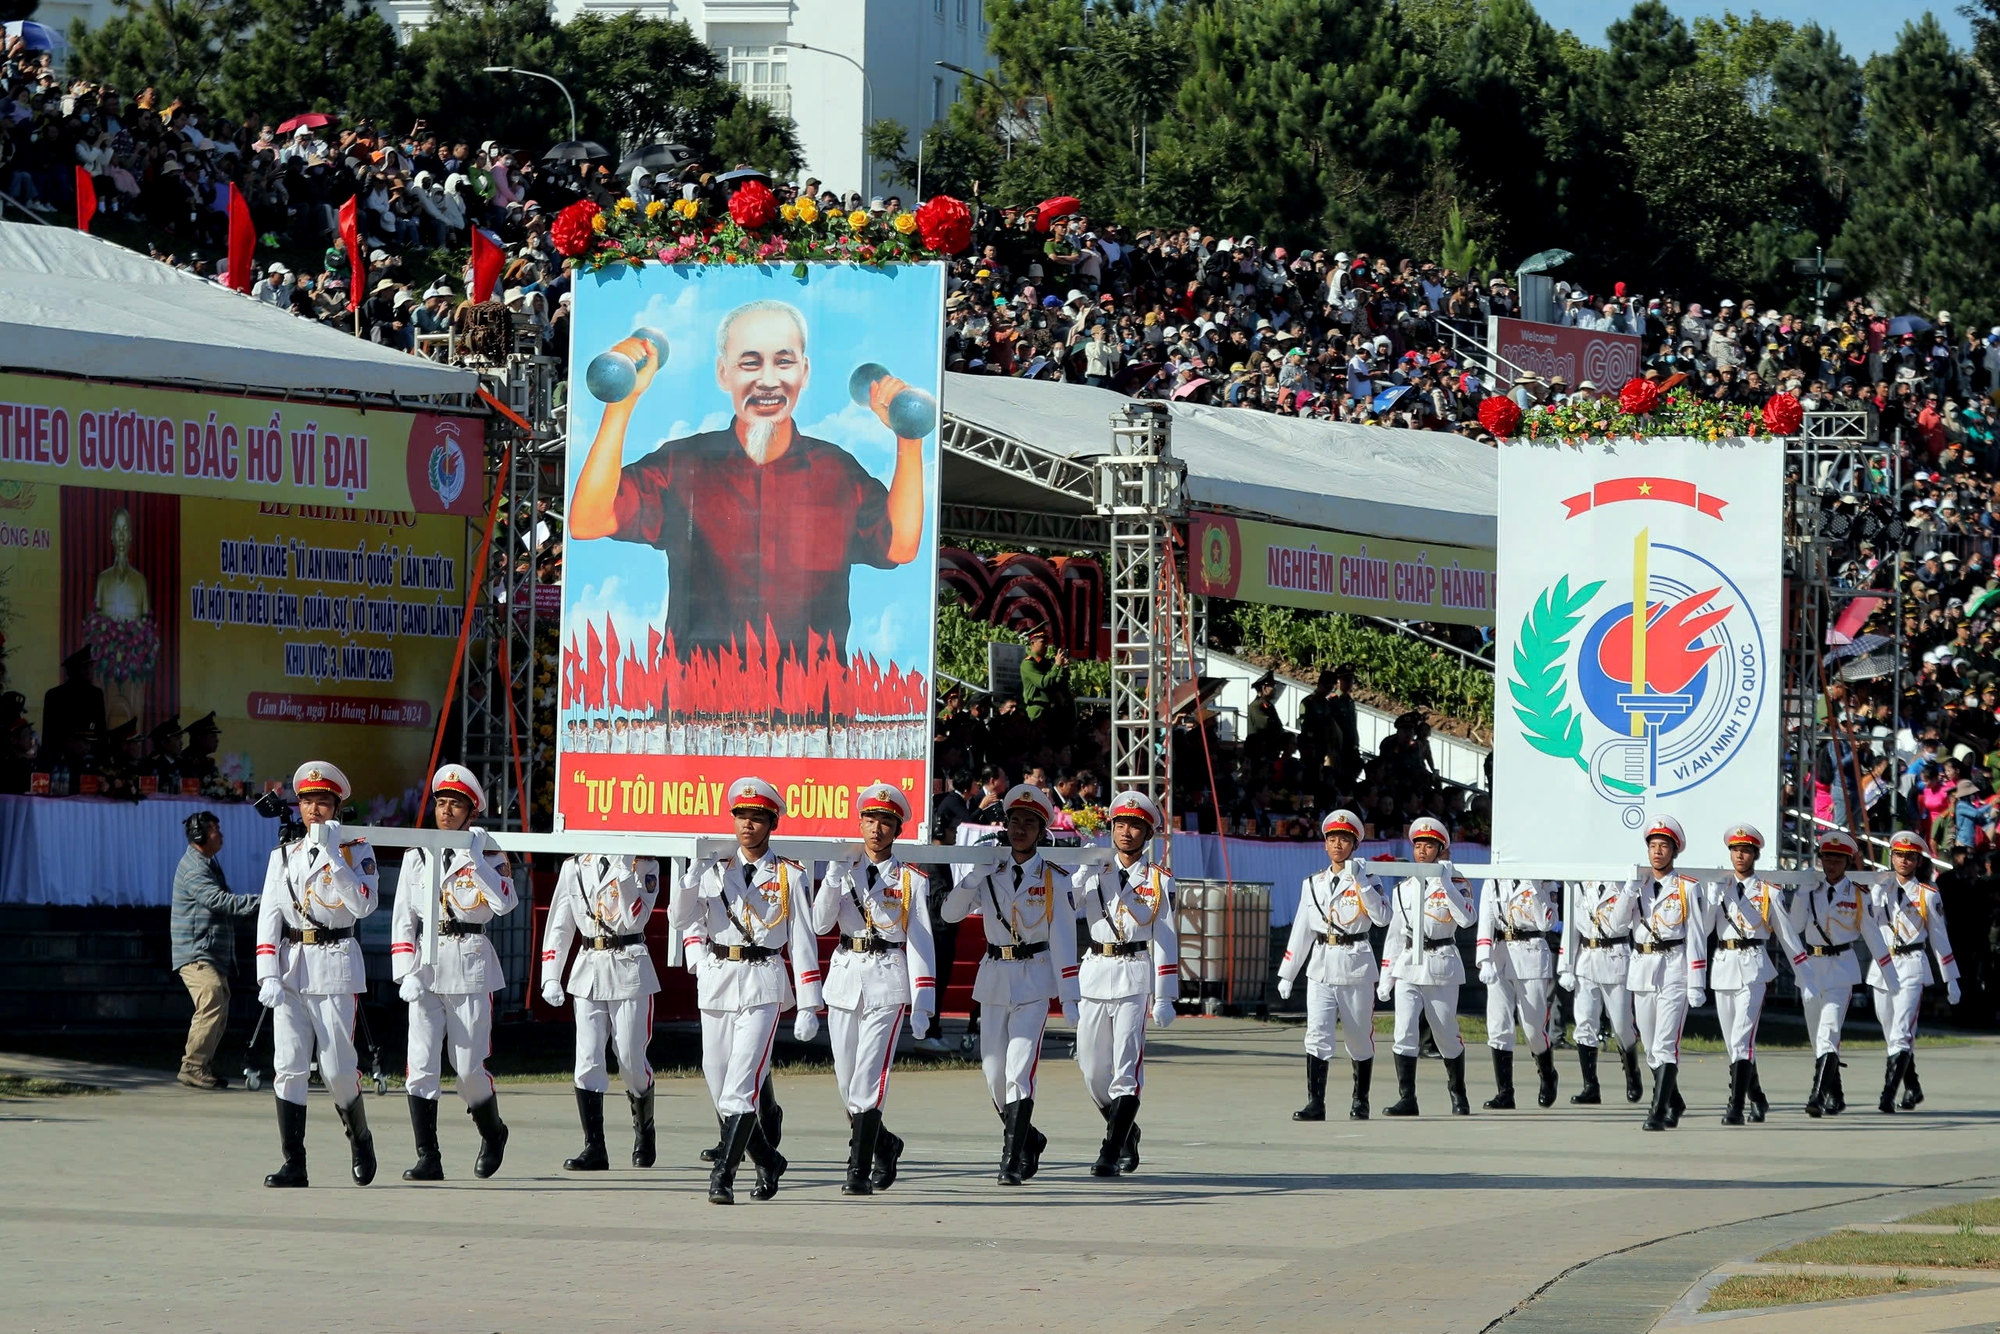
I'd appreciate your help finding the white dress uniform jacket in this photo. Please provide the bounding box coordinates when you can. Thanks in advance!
[673,851,823,1013]
[1780,875,1875,992]
[255,829,381,993]
[813,855,936,1013]
[1476,879,1557,980]
[1705,875,1797,991]
[1076,858,1181,1003]
[1279,862,1388,989]
[1866,879,1960,990]
[391,843,516,994]
[1626,873,1709,993]
[1381,866,1476,986]
[940,852,1081,1007]
[1559,880,1638,983]
[541,855,662,1000]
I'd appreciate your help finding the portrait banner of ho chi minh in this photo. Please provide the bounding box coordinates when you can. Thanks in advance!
[1492,436,1781,863]
[556,263,946,837]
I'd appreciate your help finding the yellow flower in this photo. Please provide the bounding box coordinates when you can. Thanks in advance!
[848,209,870,230]
[590,212,606,233]
[780,203,798,222]
[893,211,917,234]
[615,196,637,214]
[645,199,666,219]
[673,197,699,220]
[796,198,819,224]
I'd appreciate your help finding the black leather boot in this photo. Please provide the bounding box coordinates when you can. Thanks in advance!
[1621,1043,1644,1102]
[1293,1055,1329,1121]
[335,1094,376,1186]
[1642,1063,1671,1131]
[1571,1044,1602,1104]
[265,1097,309,1188]
[1806,1054,1827,1120]
[1746,1063,1768,1122]
[844,1109,882,1195]
[997,1100,1025,1186]
[564,1087,609,1170]
[403,1095,443,1181]
[1384,1053,1420,1116]
[1899,1054,1924,1110]
[1444,1053,1471,1115]
[629,1086,656,1168]
[872,1122,905,1191]
[1118,1097,1142,1173]
[1826,1055,1847,1114]
[1092,1095,1140,1177]
[1019,1097,1046,1180]
[468,1093,507,1179]
[708,1112,755,1204]
[758,1076,784,1148]
[1483,1048,1516,1109]
[1534,1049,1559,1107]
[1349,1057,1373,1120]
[700,1115,724,1163]
[1660,1062,1682,1129]
[1721,1059,1747,1125]
[1879,1052,1905,1113]
[746,1119,788,1200]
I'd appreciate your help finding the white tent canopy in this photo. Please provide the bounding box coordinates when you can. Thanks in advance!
[941,373,1498,548]
[0,223,480,400]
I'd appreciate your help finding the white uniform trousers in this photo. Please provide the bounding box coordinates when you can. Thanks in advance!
[575,995,654,1096]
[406,991,495,1104]
[1571,978,1637,1050]
[1633,981,1688,1068]
[828,1002,904,1116]
[1713,983,1766,1064]
[981,997,1049,1108]
[1304,980,1376,1062]
[1871,981,1922,1056]
[273,989,358,1106]
[700,1003,779,1116]
[1803,985,1854,1058]
[1075,996,1147,1108]
[1485,976,1556,1054]
[1391,982,1465,1059]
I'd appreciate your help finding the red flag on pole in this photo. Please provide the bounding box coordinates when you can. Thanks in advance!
[73,167,96,234]
[225,183,256,293]
[470,226,505,304]
[337,196,364,312]
[585,621,604,711]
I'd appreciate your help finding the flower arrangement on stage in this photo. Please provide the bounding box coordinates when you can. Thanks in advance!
[80,611,159,682]
[552,192,974,272]
[1488,380,1807,444]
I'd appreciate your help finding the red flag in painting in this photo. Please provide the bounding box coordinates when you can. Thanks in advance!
[225,183,256,293]
[470,226,505,303]
[585,622,604,711]
[73,167,96,233]
[337,196,364,312]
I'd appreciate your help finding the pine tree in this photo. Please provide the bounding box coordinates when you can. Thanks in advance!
[213,0,400,126]
[709,97,803,177]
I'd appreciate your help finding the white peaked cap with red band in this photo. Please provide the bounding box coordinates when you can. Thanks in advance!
[1108,790,1162,831]
[430,763,486,814]
[1816,830,1860,857]
[1723,822,1764,851]
[1320,809,1363,839]
[1888,830,1929,856]
[1407,816,1450,849]
[1003,783,1054,824]
[857,782,912,825]
[1644,814,1686,851]
[728,777,785,818]
[293,761,351,801]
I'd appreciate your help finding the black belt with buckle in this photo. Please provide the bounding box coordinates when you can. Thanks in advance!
[1636,939,1684,954]
[1423,937,1456,951]
[1582,935,1632,949]
[1892,942,1925,956]
[1323,930,1371,946]
[1499,928,1546,942]
[583,932,644,951]
[1088,941,1148,957]
[440,920,485,937]
[281,925,353,946]
[713,943,777,962]
[1807,944,1848,957]
[840,935,893,954]
[1717,938,1766,951]
[987,941,1049,962]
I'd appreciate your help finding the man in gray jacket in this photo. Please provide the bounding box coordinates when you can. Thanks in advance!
[171,811,259,1089]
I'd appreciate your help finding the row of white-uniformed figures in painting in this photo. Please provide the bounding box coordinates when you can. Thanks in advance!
[562,718,927,759]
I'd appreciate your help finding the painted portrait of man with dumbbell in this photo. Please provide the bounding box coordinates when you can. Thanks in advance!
[569,297,931,665]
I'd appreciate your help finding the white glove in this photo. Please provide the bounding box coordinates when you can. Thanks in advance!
[697,859,727,898]
[1689,989,1706,1009]
[258,978,283,1008]
[1276,977,1294,1000]
[541,978,566,1007]
[1152,999,1175,1028]
[1797,982,1817,1006]
[1949,981,1963,1005]
[794,1009,820,1042]
[909,1006,933,1040]
[1376,977,1394,1004]
[1061,999,1079,1024]
[398,974,426,1003]
[1558,971,1576,992]
[467,825,489,857]
[1477,960,1497,986]
[307,819,334,850]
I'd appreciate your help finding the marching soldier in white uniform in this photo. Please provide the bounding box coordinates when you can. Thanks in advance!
[670,778,822,1204]
[1558,878,1642,1105]
[1629,816,1709,1131]
[940,783,1081,1186]
[1868,831,1961,1114]
[1780,831,1881,1115]
[812,783,935,1195]
[255,761,381,1187]
[539,844,662,1172]
[390,765,517,1180]
[1277,810,1388,1121]
[1476,876,1560,1109]
[1074,791,1179,1177]
[1378,817,1476,1117]
[1706,824,1800,1126]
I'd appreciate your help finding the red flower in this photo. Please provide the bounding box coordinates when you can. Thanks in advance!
[1618,377,1659,415]
[1763,392,1803,436]
[1478,395,1522,438]
[915,195,972,255]
[550,200,600,257]
[727,180,778,229]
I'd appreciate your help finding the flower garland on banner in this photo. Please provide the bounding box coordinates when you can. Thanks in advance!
[550,191,973,271]
[1491,381,1807,443]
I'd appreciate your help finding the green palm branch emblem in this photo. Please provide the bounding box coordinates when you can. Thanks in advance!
[1509,576,1643,795]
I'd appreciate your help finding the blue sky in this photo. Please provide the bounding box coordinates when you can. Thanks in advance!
[1534,1,1971,57]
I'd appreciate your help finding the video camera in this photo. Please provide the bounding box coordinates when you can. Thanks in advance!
[253,788,307,845]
